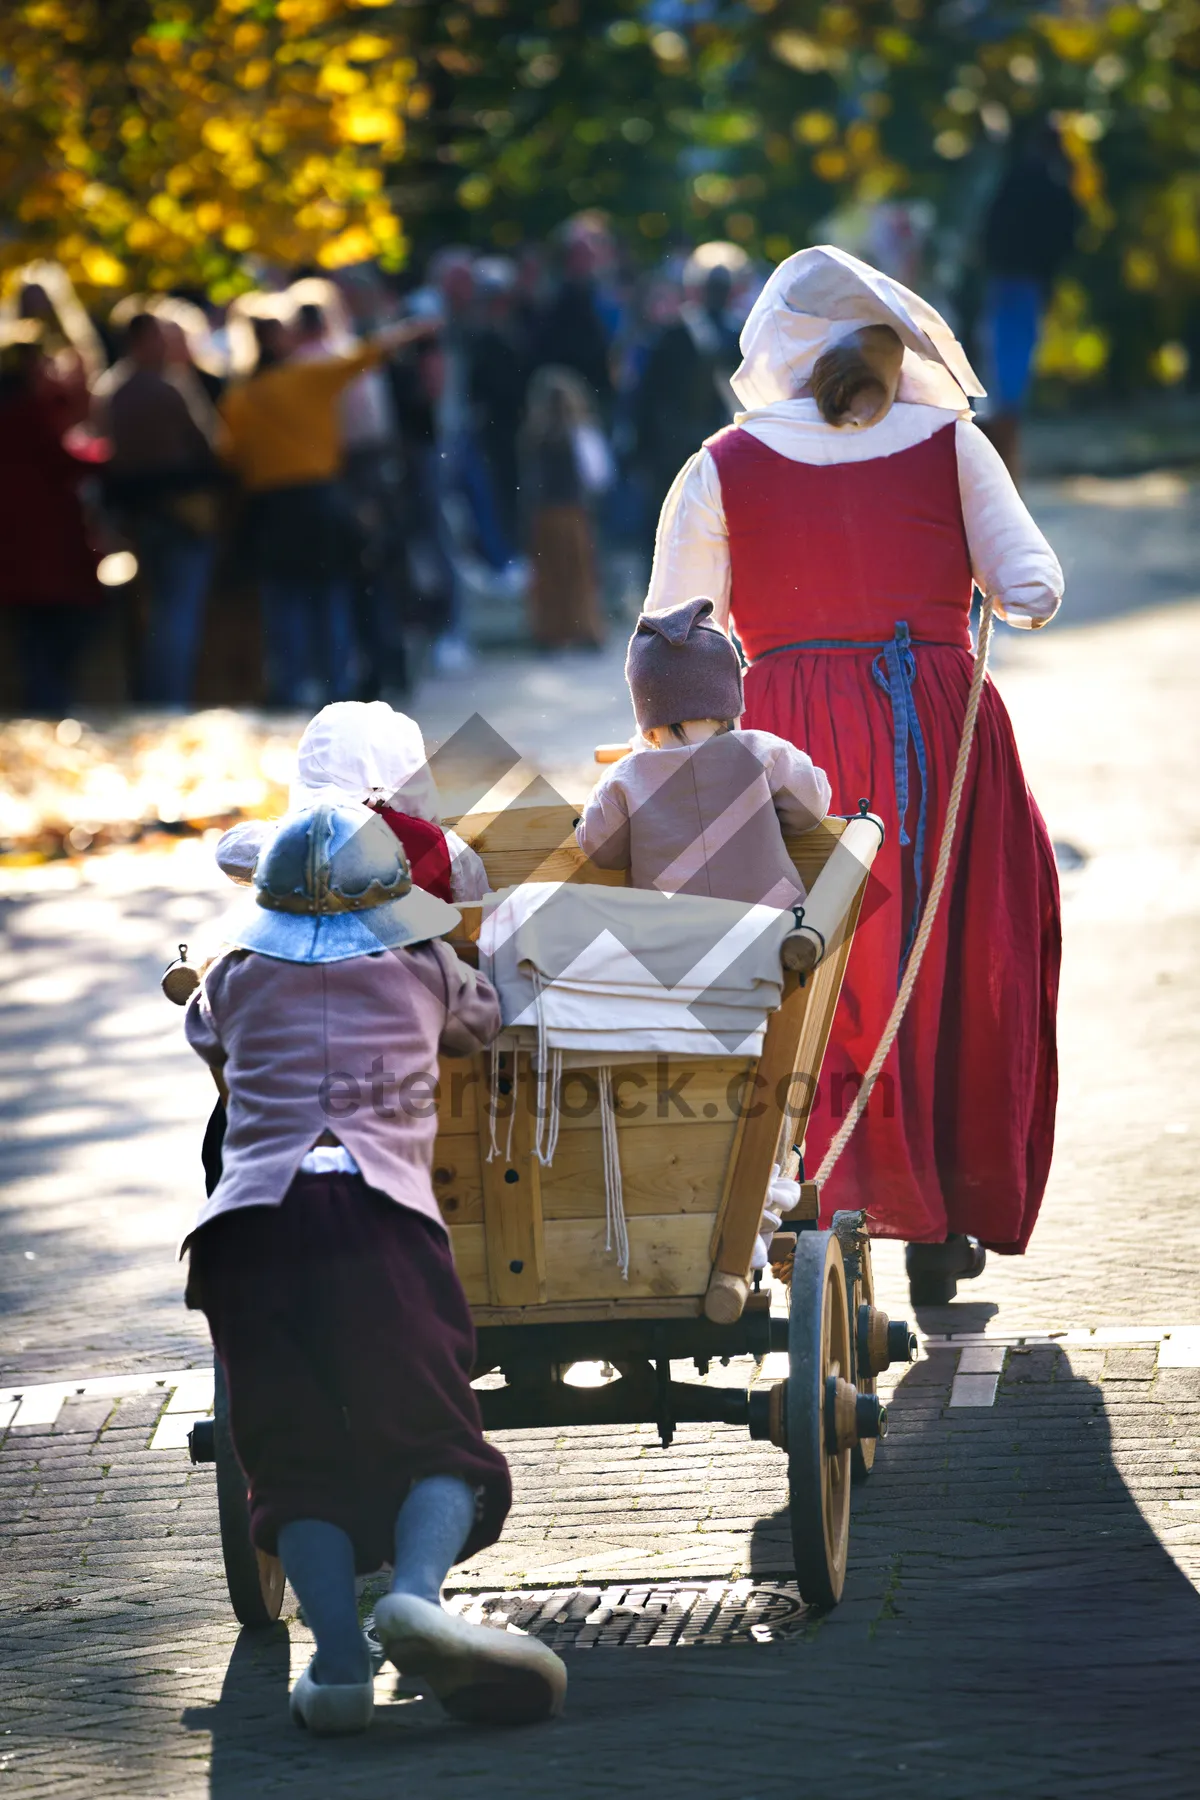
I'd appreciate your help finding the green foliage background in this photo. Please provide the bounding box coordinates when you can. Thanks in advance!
[2,0,1199,390]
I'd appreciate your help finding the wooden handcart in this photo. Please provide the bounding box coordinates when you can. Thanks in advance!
[188,794,916,1626]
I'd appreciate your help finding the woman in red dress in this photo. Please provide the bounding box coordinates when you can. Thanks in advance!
[646,247,1063,1305]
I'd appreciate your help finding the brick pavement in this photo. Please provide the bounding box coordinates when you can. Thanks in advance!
[1,1335,1199,1797]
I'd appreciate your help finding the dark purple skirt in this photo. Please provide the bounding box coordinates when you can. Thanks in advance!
[186,1172,511,1574]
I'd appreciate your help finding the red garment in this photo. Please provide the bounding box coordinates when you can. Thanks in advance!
[373,806,454,902]
[0,390,102,608]
[709,423,1060,1252]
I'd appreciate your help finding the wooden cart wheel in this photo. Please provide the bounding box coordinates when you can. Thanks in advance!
[213,1359,285,1628]
[787,1231,852,1610]
[851,1234,878,1485]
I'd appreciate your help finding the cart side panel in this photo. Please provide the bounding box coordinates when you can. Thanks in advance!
[543,1213,715,1302]
[445,802,849,893]
[708,878,869,1286]
[438,1053,752,1308]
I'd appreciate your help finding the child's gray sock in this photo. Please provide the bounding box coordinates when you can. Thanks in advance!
[389,1475,476,1606]
[278,1518,371,1686]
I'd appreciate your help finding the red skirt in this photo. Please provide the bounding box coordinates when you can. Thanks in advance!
[744,642,1060,1252]
[186,1173,511,1572]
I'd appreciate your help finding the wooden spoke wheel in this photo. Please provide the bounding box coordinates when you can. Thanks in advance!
[851,1234,878,1485]
[213,1359,285,1629]
[787,1231,852,1610]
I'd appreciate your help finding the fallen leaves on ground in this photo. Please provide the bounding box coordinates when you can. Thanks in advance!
[0,711,300,863]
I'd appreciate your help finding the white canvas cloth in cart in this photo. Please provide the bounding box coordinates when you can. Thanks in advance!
[479,883,792,1278]
[480,883,790,1057]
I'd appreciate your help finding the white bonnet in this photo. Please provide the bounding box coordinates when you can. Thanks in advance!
[731,244,985,413]
[290,700,440,822]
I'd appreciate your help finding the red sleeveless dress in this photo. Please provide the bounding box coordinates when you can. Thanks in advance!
[708,422,1060,1251]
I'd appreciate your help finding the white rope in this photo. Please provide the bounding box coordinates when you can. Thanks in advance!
[543,1049,563,1165]
[598,1065,630,1278]
[812,594,996,1189]
[529,974,563,1167]
[504,1055,518,1163]
[486,1038,501,1163]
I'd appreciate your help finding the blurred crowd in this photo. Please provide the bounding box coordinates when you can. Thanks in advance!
[0,216,759,718]
[0,131,1081,721]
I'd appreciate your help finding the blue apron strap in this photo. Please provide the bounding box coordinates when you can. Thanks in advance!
[871,622,929,982]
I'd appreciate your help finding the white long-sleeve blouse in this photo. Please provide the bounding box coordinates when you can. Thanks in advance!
[645,399,1063,632]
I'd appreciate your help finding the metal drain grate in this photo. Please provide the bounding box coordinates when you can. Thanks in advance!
[439,1581,808,1648]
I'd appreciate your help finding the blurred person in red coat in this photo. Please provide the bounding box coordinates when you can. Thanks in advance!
[0,327,105,714]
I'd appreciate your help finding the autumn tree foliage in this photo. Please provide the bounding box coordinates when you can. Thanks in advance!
[0,0,418,301]
[1,0,1198,388]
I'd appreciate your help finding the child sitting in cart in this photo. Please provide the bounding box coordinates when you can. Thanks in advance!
[576,595,833,1266]
[183,803,566,1736]
[576,595,832,955]
[217,699,491,903]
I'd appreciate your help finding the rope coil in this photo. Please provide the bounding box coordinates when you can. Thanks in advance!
[812,594,996,1189]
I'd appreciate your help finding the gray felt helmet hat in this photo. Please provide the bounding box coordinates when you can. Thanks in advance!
[220,804,460,964]
[625,597,744,733]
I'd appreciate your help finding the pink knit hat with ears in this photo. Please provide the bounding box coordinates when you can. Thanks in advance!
[625,597,745,733]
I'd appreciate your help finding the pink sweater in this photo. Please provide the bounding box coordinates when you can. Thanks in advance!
[576,728,831,907]
[185,940,499,1238]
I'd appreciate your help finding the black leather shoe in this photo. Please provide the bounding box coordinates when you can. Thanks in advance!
[905,1234,986,1307]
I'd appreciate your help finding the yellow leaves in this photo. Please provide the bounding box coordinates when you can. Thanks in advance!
[317,223,377,266]
[2,0,417,298]
[1123,246,1157,290]
[1035,16,1101,63]
[1168,219,1200,272]
[294,197,346,228]
[845,120,878,160]
[319,62,368,95]
[125,217,160,250]
[201,117,245,155]
[25,2,72,26]
[457,173,493,209]
[813,148,849,181]
[794,110,836,144]
[80,246,126,286]
[1151,341,1189,384]
[278,0,338,27]
[335,101,400,146]
[1058,114,1111,225]
[1037,279,1110,382]
[344,34,390,60]
[875,28,914,63]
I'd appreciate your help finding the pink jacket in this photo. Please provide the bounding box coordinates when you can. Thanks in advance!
[185,940,499,1238]
[576,728,831,908]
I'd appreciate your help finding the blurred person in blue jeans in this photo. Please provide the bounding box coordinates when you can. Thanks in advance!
[980,123,1080,483]
[220,310,432,710]
[101,312,222,708]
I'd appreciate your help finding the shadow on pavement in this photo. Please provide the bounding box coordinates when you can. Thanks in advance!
[740,1350,1200,1795]
[185,1350,1200,1799]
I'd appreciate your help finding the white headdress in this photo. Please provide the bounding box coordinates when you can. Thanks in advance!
[290,701,440,822]
[732,244,984,413]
